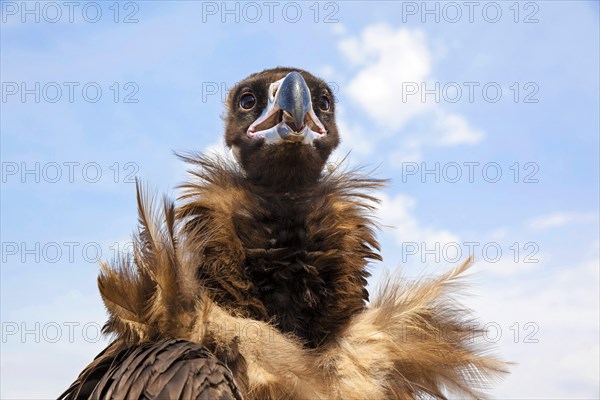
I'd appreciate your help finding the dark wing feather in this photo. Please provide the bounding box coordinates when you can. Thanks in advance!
[58,339,242,400]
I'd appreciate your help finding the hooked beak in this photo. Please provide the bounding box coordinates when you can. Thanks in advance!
[247,72,327,144]
[277,71,311,132]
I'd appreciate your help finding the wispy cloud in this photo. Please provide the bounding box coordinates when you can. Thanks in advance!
[377,192,460,249]
[433,109,485,146]
[528,212,598,230]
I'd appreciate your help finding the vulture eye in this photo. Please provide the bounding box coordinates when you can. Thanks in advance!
[240,93,256,110]
[318,95,330,111]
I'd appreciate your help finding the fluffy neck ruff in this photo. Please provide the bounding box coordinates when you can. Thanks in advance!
[94,154,507,399]
[175,153,383,347]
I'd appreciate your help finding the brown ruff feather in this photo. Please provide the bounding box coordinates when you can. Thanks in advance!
[175,153,385,348]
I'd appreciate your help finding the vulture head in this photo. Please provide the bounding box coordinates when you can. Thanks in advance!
[224,67,340,188]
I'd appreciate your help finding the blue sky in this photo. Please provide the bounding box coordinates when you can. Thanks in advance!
[1,1,599,398]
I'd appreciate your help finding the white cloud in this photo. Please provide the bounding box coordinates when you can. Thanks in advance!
[331,23,347,36]
[468,251,600,398]
[377,192,459,250]
[528,212,599,230]
[433,109,485,146]
[338,24,484,162]
[386,110,484,166]
[340,25,433,131]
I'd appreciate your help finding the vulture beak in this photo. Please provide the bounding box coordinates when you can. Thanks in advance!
[247,72,327,144]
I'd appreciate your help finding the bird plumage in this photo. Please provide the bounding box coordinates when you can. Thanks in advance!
[61,339,243,400]
[176,154,383,348]
[59,67,507,399]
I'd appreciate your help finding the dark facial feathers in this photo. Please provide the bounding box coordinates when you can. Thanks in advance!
[224,67,340,189]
